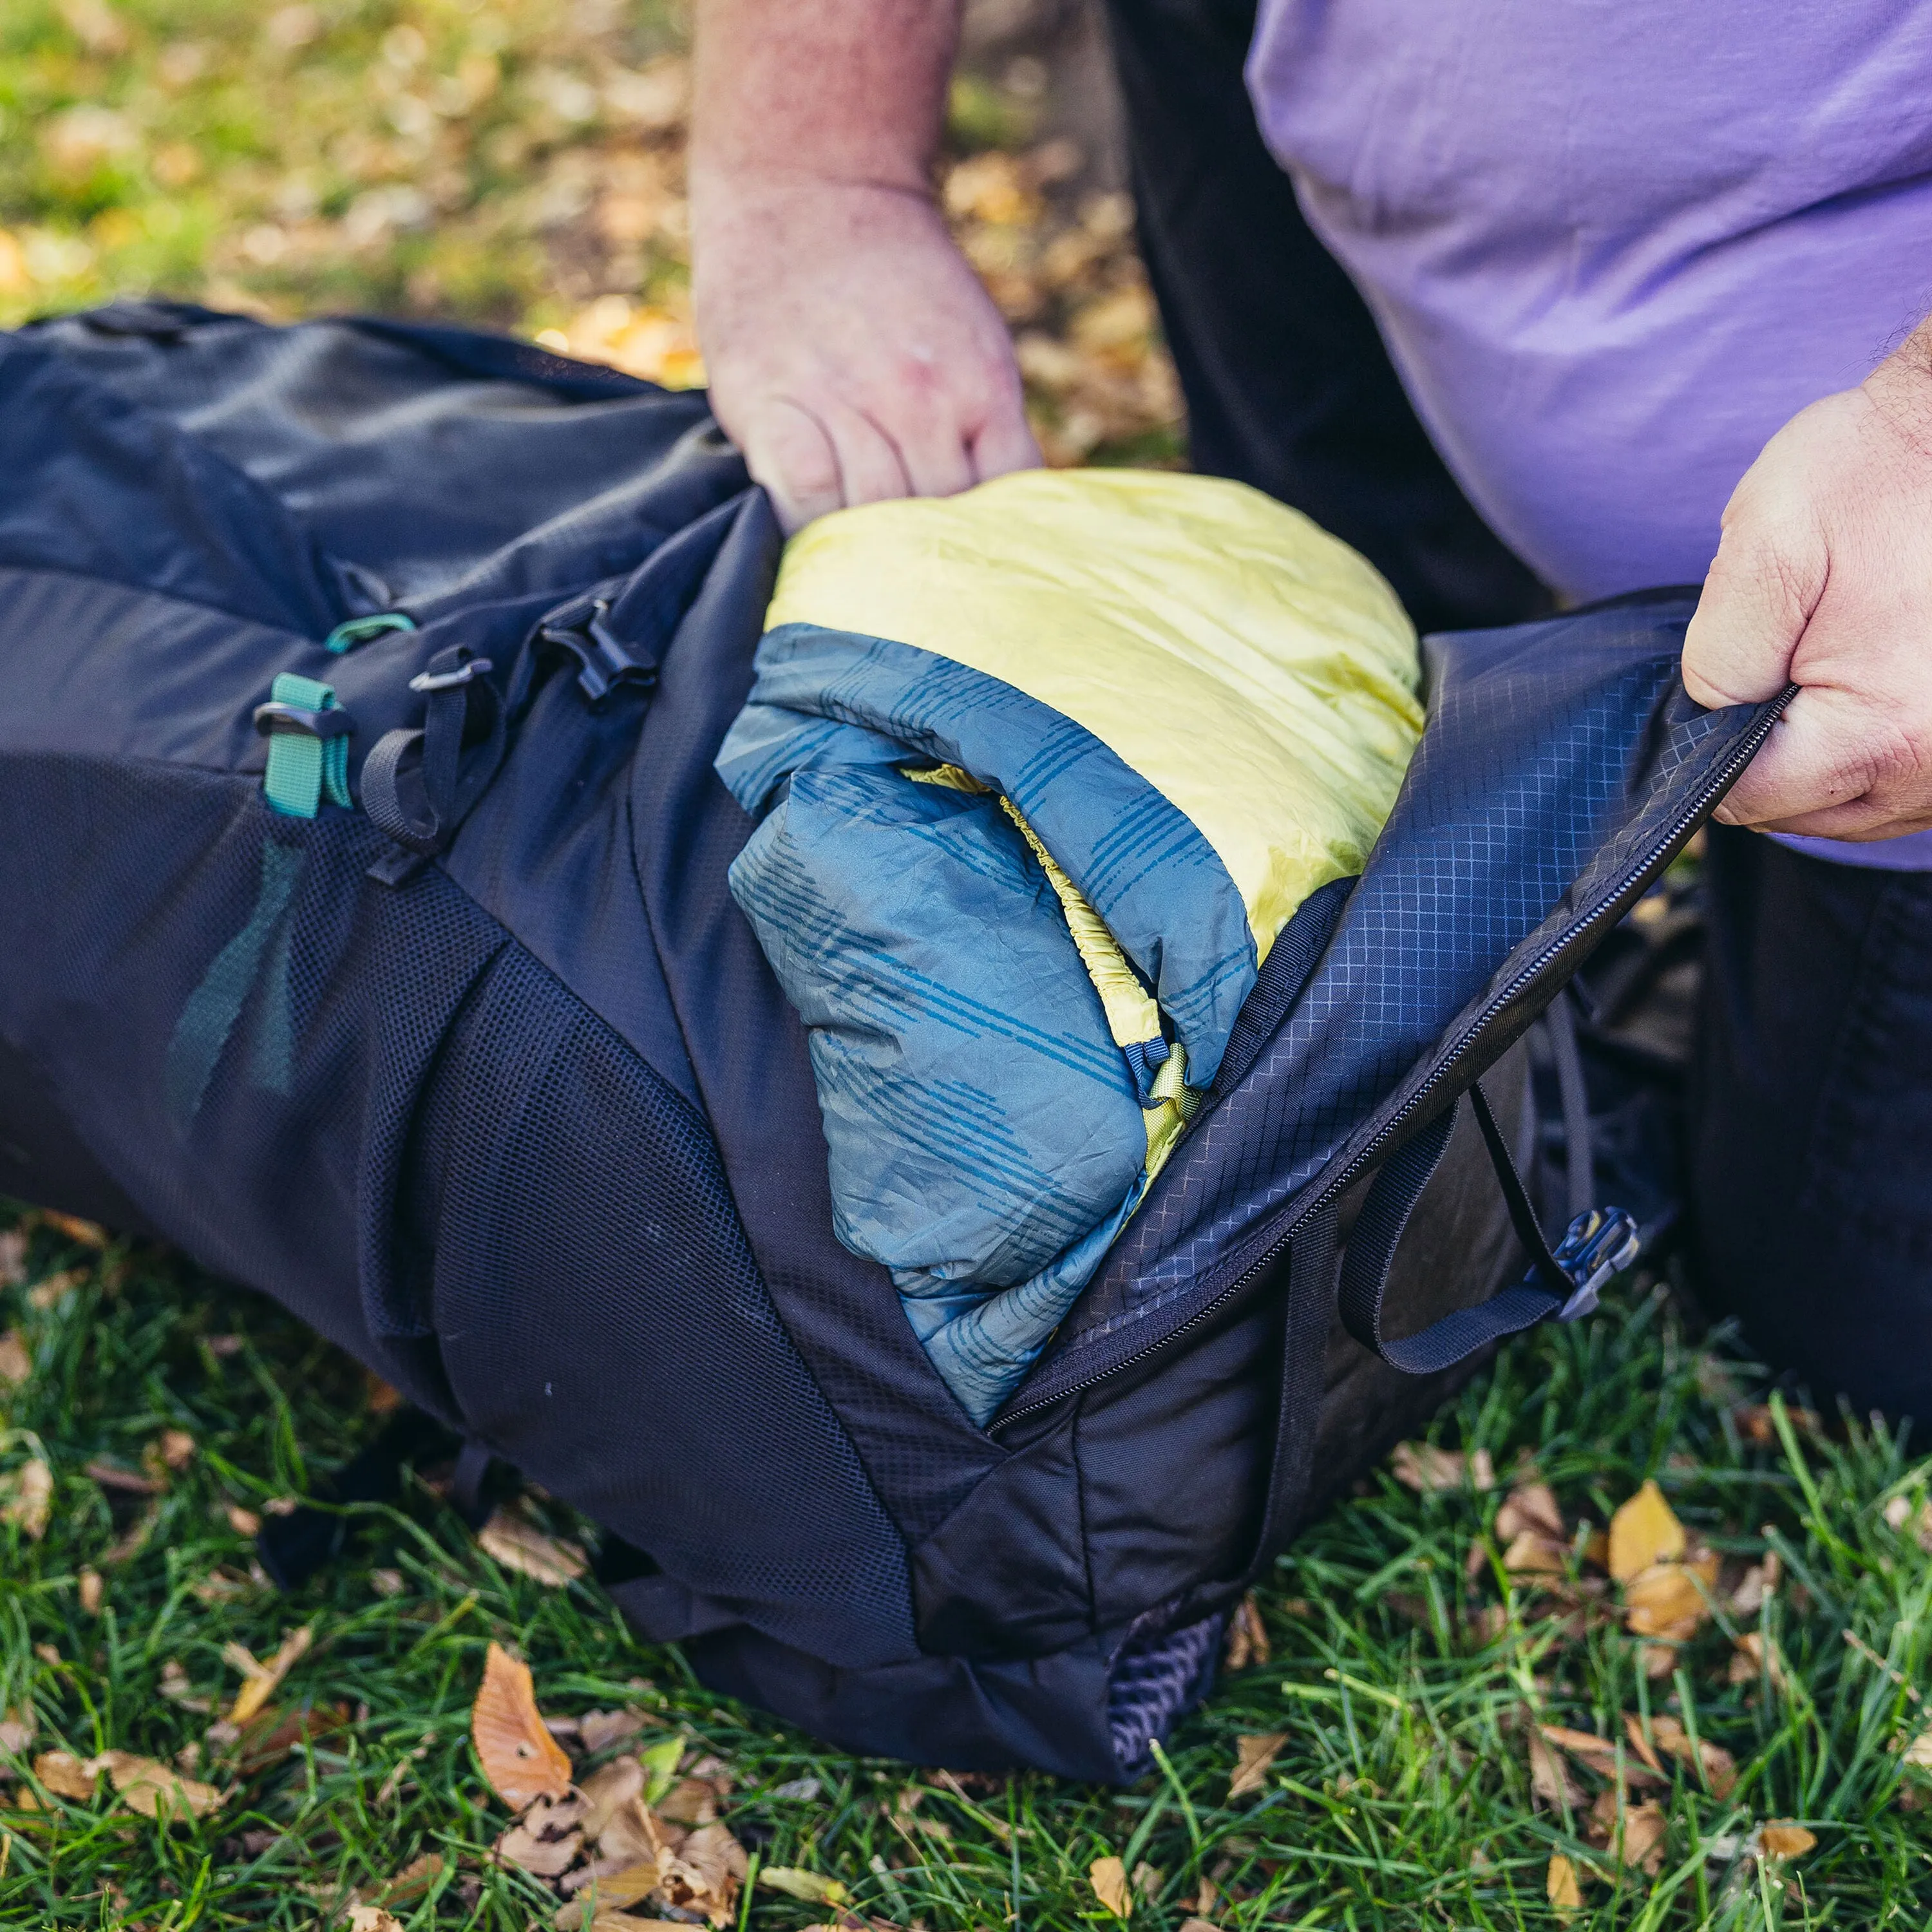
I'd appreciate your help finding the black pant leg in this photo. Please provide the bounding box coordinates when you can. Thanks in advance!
[1691,826,1932,1419]
[1099,0,1550,635]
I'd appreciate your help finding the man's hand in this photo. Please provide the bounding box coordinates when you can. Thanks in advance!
[1683,323,1932,839]
[693,172,1039,534]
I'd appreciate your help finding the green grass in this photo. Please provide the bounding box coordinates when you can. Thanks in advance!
[6,1204,1932,1929]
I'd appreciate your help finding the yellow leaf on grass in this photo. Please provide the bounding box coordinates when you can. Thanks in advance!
[1758,1821,1816,1859]
[1546,1853,1584,1916]
[762,1868,849,1906]
[477,1507,588,1587]
[224,1625,311,1727]
[471,1642,573,1809]
[1228,1731,1286,1798]
[1609,1480,1684,1582]
[1091,1855,1133,1918]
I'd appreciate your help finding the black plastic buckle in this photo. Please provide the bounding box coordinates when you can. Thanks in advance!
[540,598,658,705]
[1548,1206,1641,1321]
[252,699,355,740]
[408,656,494,695]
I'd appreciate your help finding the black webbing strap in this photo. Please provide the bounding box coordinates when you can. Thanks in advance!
[362,644,506,859]
[1242,1200,1340,1583]
[1337,1082,1591,1376]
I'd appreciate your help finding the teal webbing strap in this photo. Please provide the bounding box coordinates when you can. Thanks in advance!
[164,841,305,1133]
[325,612,416,654]
[263,672,351,817]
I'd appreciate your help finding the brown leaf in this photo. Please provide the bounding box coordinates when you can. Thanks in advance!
[1540,1724,1663,1788]
[1176,1920,1220,1932]
[97,1748,225,1819]
[661,1820,749,1926]
[1502,1530,1569,1575]
[352,1853,444,1911]
[33,1750,97,1799]
[1728,1631,1788,1690]
[38,1211,106,1248]
[656,1774,721,1824]
[1223,1593,1270,1670]
[579,1754,645,1843]
[1227,1731,1285,1799]
[3,1459,52,1540]
[226,1505,261,1537]
[578,1707,653,1753]
[1727,1555,1779,1616]
[472,1642,574,1809]
[1391,1443,1494,1493]
[235,1701,350,1773]
[153,1430,196,1472]
[495,1790,589,1877]
[223,1625,311,1727]
[596,1792,679,1870]
[1496,1482,1566,1545]
[28,1268,84,1309]
[77,1567,102,1616]
[1734,1404,1818,1447]
[101,1499,160,1566]
[477,1507,588,1587]
[0,1707,33,1758]
[0,1329,30,1388]
[1589,1792,1667,1873]
[761,1868,849,1906]
[1528,1728,1584,1810]
[347,1910,404,1932]
[1090,1855,1133,1918]
[1609,1481,1685,1582]
[1637,1714,1736,1798]
[1757,1821,1816,1859]
[1546,1852,1584,1917]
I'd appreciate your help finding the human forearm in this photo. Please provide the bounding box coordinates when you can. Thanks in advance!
[690,0,961,197]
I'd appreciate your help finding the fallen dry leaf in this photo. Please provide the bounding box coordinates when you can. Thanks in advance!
[3,1459,52,1540]
[595,1792,677,1870]
[477,1506,588,1587]
[495,1788,588,1877]
[1223,1593,1270,1670]
[27,1269,84,1309]
[1528,1727,1584,1810]
[660,1819,750,1925]
[1132,1861,1165,1903]
[1497,1482,1566,1544]
[762,1868,849,1906]
[0,1708,33,1758]
[0,1330,30,1387]
[1734,1404,1818,1447]
[1540,1725,1663,1789]
[1502,1530,1569,1575]
[1392,1443,1494,1493]
[33,1750,97,1799]
[236,1701,350,1774]
[350,1852,444,1911]
[1090,1855,1133,1918]
[657,1774,721,1825]
[77,1567,102,1616]
[226,1504,261,1537]
[223,1625,311,1727]
[1175,1920,1220,1932]
[1623,1549,1719,1639]
[38,1211,106,1248]
[1609,1481,1685,1582]
[1902,1727,1932,1768]
[100,1499,159,1566]
[1546,1852,1584,1916]
[473,1642,573,1809]
[1634,1714,1737,1798]
[347,1910,404,1932]
[1728,1631,1788,1691]
[1757,1821,1816,1859]
[1590,1790,1667,1873]
[579,1754,645,1841]
[579,1707,653,1752]
[153,1429,196,1473]
[1728,1552,1780,1616]
[97,1749,225,1820]
[1228,1731,1285,1799]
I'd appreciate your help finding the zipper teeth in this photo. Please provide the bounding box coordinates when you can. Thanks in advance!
[996,696,1788,1428]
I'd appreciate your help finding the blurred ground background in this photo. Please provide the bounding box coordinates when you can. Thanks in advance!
[0,0,1180,464]
[7,5,1932,1929]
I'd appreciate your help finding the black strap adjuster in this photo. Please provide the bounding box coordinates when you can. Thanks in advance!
[252,699,355,740]
[1548,1206,1641,1321]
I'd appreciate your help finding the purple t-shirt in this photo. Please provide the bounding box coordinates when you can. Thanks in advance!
[1245,0,1932,864]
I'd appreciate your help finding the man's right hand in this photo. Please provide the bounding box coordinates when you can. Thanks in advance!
[693,172,1040,534]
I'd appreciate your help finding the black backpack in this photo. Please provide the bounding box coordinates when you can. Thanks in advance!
[0,303,1783,1781]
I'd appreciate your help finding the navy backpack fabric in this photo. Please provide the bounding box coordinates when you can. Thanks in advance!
[0,304,1783,1781]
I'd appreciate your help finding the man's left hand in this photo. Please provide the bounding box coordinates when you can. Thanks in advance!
[1682,322,1932,839]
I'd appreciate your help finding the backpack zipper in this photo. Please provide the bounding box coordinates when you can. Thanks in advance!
[994,687,1792,1430]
